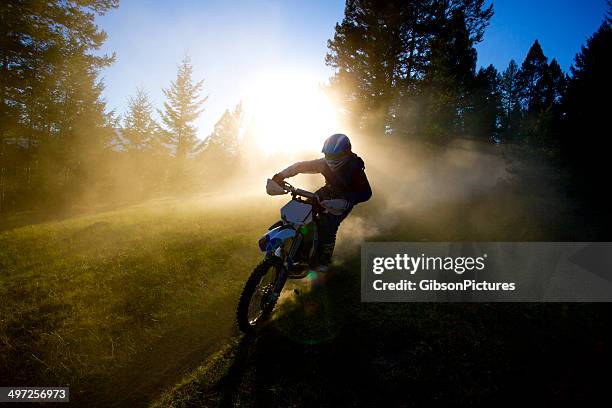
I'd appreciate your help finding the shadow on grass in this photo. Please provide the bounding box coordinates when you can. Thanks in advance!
[217,335,256,407]
[156,252,611,407]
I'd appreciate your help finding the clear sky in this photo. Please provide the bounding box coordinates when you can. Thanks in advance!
[97,0,608,140]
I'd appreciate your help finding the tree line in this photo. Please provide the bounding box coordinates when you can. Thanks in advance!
[1,0,610,213]
[326,0,610,204]
[0,1,243,212]
[111,56,244,198]
[327,1,605,142]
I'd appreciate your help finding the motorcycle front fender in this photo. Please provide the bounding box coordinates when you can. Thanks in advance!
[259,225,296,253]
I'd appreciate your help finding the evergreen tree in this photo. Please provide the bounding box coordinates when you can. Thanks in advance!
[517,40,559,144]
[325,0,409,133]
[421,9,477,139]
[542,58,566,107]
[499,59,522,139]
[518,40,548,113]
[118,88,168,195]
[466,64,502,139]
[561,21,611,188]
[325,0,493,137]
[51,51,117,186]
[122,88,160,152]
[0,0,118,210]
[198,102,243,160]
[527,58,566,146]
[159,56,207,161]
[193,102,243,188]
[0,1,117,141]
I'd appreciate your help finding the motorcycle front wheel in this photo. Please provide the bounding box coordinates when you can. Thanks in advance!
[236,256,284,333]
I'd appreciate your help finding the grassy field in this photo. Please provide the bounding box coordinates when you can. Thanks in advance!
[1,142,610,407]
[0,194,279,406]
[150,143,611,407]
[151,176,611,407]
[152,266,610,407]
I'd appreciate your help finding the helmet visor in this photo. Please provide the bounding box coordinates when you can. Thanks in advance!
[324,151,348,161]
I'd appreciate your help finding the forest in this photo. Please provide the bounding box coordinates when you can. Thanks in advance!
[1,0,610,215]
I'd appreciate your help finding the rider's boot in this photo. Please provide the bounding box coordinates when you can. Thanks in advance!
[315,242,335,272]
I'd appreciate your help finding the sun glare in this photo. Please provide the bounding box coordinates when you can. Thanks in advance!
[244,71,340,156]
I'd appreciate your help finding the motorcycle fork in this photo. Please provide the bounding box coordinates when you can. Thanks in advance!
[273,233,303,296]
[309,221,319,261]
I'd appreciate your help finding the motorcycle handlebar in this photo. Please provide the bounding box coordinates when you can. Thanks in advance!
[294,188,315,199]
[279,180,325,214]
[282,181,316,200]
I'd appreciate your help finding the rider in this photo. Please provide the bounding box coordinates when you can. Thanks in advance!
[272,133,372,270]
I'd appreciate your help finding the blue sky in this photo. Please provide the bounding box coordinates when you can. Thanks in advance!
[477,0,607,71]
[97,0,608,139]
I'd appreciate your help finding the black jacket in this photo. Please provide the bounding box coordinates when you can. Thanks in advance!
[278,153,372,204]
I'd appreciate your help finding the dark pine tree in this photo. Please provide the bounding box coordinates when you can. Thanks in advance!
[542,58,567,107]
[561,21,612,199]
[325,0,493,138]
[420,8,477,140]
[325,0,409,134]
[0,0,118,211]
[519,40,549,114]
[466,64,502,139]
[518,40,557,144]
[499,59,523,141]
[533,58,567,146]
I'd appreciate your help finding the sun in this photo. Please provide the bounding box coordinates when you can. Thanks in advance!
[244,71,340,156]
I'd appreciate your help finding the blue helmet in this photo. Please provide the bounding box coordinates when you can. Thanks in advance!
[322,133,351,156]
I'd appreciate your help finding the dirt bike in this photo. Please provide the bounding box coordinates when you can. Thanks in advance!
[236,178,325,333]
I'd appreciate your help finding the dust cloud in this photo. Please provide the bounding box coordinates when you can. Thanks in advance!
[333,134,518,253]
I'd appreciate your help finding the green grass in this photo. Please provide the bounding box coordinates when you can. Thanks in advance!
[150,166,611,407]
[152,257,611,407]
[0,195,277,406]
[2,144,610,407]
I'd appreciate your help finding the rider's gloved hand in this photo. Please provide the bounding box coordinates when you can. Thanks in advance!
[272,173,285,186]
[320,199,349,216]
